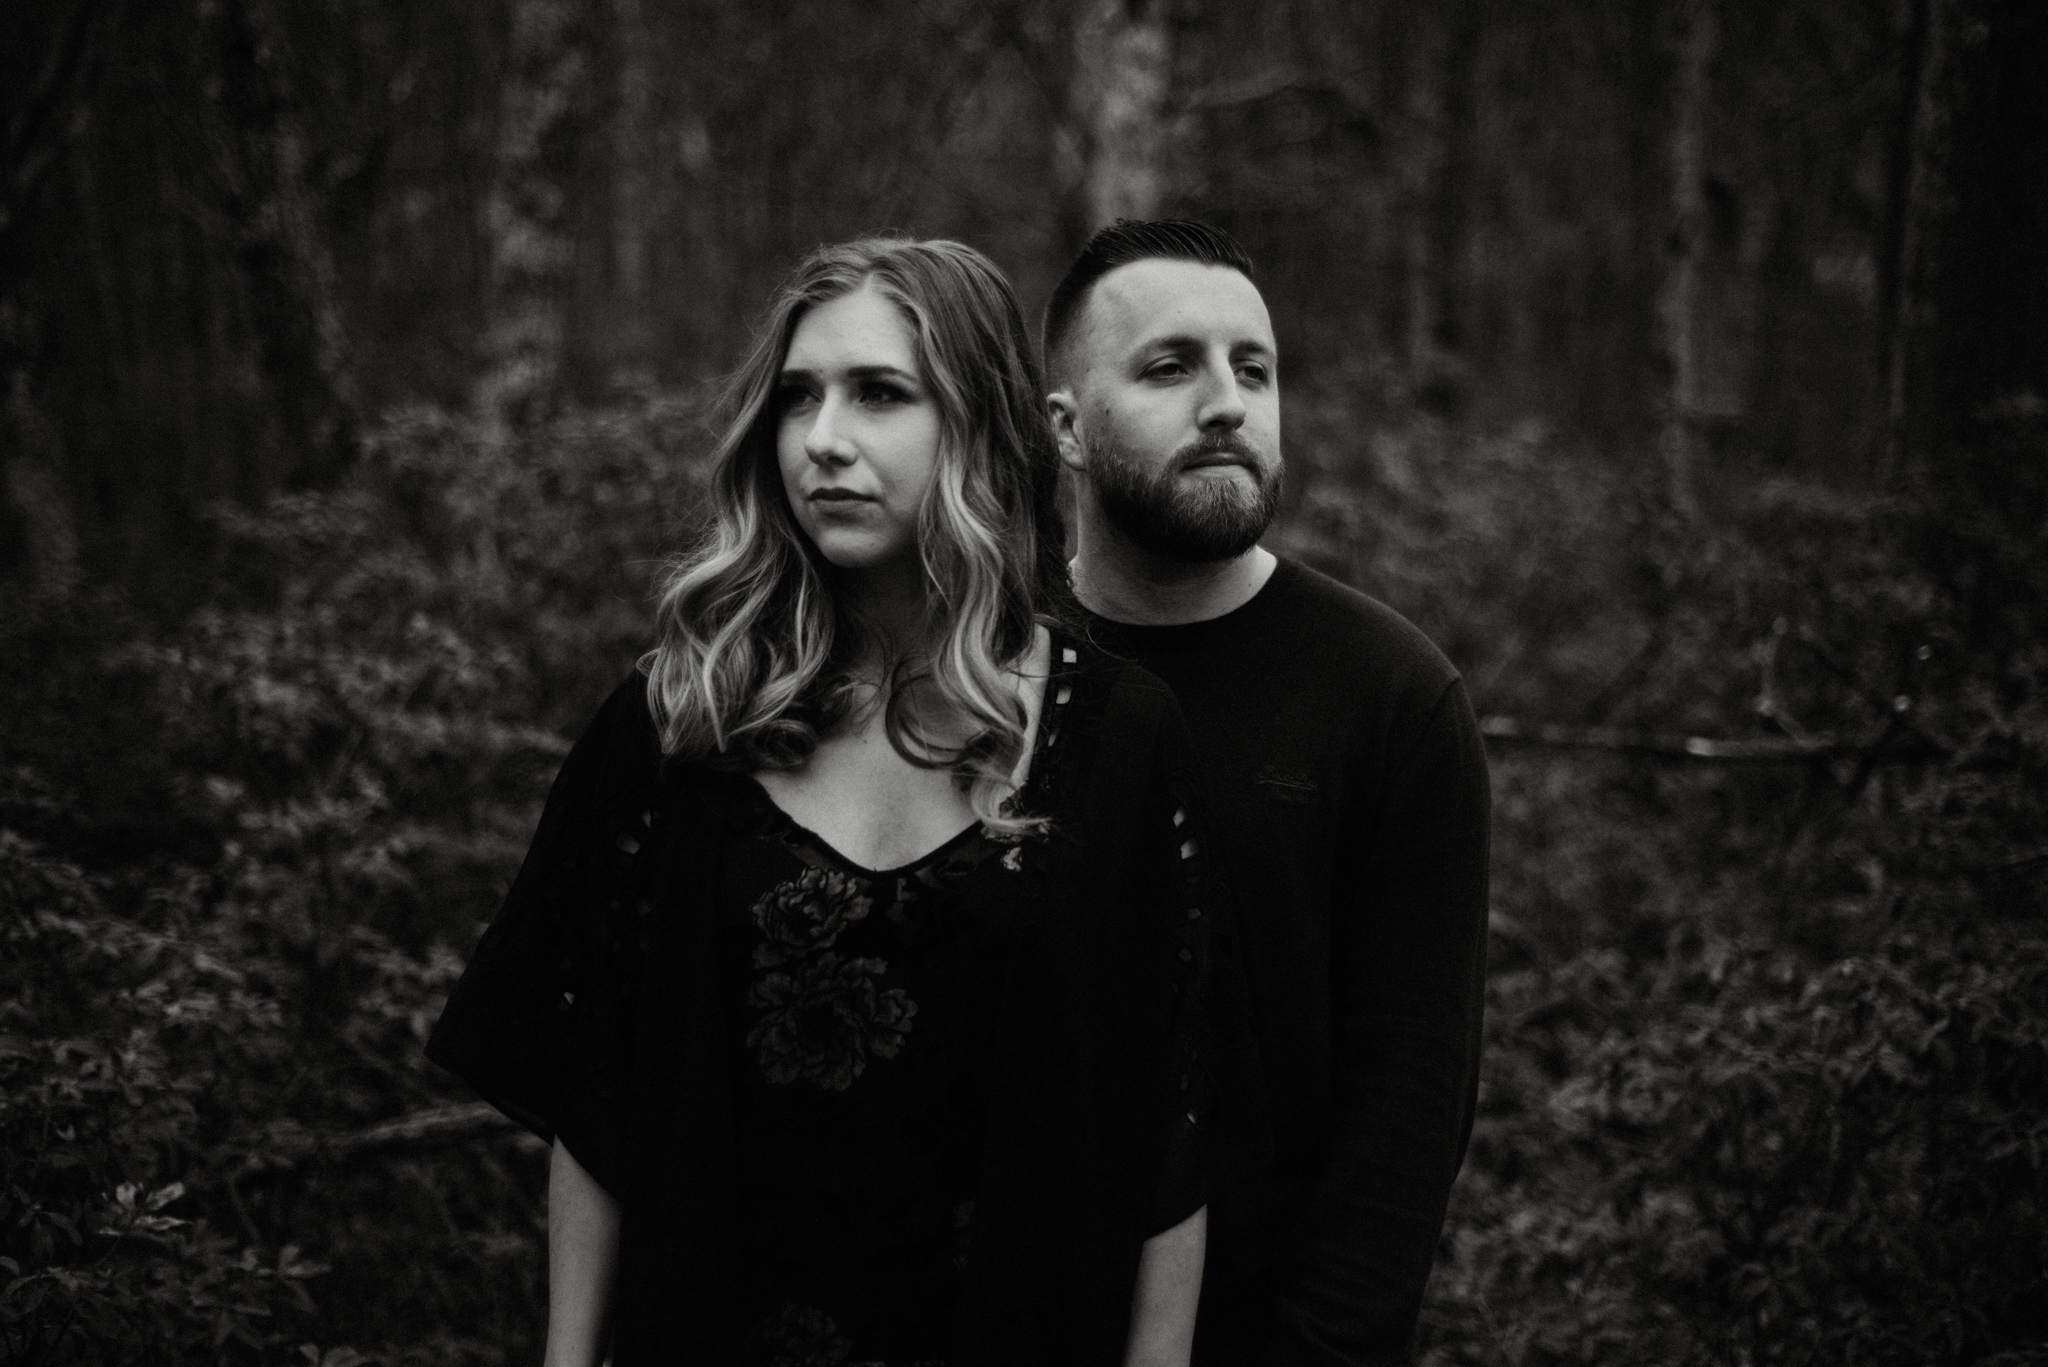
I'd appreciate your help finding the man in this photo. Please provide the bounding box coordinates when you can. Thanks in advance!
[1043,219,1490,1365]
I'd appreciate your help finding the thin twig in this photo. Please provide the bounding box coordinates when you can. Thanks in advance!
[319,1101,527,1160]
[1478,715,1939,764]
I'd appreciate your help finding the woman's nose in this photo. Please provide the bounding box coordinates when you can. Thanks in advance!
[803,396,856,465]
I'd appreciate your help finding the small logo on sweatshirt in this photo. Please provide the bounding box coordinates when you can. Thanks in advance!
[1254,764,1319,805]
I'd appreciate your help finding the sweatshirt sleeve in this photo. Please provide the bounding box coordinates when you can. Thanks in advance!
[1263,677,1491,1366]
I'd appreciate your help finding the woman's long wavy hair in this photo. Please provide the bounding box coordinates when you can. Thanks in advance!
[642,237,1077,833]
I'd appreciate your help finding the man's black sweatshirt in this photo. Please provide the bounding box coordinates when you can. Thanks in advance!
[1090,554,1492,1367]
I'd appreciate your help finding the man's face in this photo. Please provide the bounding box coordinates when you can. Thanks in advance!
[1052,258,1282,563]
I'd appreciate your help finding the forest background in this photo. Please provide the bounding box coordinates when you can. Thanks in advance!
[1,0,2044,1363]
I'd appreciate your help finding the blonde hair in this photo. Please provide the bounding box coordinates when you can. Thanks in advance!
[641,238,1075,833]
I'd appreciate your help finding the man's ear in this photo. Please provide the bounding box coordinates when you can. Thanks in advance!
[1047,389,1086,473]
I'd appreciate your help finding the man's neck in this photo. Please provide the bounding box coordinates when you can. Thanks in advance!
[1070,518,1278,626]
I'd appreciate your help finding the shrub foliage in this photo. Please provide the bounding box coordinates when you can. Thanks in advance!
[2,393,2043,1363]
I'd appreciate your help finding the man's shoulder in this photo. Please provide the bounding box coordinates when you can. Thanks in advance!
[1263,555,1461,696]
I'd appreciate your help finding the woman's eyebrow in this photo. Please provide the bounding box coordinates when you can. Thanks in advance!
[777,364,917,383]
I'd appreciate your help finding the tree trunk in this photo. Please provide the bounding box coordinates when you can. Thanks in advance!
[198,0,362,486]
[1400,3,1461,410]
[0,372,79,601]
[602,0,655,392]
[1877,0,1955,490]
[475,0,593,426]
[1069,0,1177,234]
[0,0,102,248]
[1657,0,1716,514]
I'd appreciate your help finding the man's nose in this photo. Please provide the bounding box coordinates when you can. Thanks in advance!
[803,395,857,465]
[1196,365,1248,431]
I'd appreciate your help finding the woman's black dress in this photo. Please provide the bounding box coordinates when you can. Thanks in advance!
[427,636,1254,1366]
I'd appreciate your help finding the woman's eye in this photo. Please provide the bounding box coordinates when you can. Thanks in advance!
[860,381,910,406]
[775,384,817,412]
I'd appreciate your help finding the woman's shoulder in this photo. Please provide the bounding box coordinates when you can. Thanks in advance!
[587,668,659,752]
[1065,627,1199,766]
[1065,624,1179,714]
[550,668,732,837]
[554,670,663,798]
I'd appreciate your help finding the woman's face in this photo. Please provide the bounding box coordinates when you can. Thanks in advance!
[775,284,944,577]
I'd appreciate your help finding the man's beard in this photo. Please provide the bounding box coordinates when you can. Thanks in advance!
[1088,431,1283,563]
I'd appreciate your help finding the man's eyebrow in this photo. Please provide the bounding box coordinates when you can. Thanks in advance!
[1128,332,1275,358]
[1136,332,1202,352]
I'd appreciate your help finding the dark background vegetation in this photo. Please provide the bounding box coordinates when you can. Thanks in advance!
[2,0,2044,1362]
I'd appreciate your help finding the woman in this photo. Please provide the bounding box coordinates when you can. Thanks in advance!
[427,239,1241,1366]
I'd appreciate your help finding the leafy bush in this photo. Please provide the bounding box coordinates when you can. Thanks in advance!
[1279,411,2048,1364]
[2,398,711,1364]
[0,825,339,1362]
[1428,925,2048,1365]
[2,387,2043,1363]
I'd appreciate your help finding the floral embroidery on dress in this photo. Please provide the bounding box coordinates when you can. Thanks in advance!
[745,1301,951,1367]
[751,866,875,969]
[747,951,915,1090]
[745,866,915,1090]
[747,1301,852,1367]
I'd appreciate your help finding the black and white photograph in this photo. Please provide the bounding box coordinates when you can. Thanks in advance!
[1,1,2043,1364]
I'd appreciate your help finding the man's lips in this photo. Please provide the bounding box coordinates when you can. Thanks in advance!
[1177,438,1262,473]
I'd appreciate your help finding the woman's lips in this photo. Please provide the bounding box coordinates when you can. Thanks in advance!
[808,488,876,503]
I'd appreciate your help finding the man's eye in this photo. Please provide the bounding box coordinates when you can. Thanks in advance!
[1144,361,1188,381]
[1237,364,1270,386]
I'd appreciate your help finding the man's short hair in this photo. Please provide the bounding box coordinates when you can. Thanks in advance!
[1041,218,1256,385]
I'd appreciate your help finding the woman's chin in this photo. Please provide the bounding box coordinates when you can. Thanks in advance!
[814,539,916,578]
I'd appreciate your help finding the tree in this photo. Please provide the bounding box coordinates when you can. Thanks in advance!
[474,0,595,426]
[1068,0,1179,234]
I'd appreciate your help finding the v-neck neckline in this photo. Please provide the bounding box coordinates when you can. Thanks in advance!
[740,789,987,880]
[736,626,1078,877]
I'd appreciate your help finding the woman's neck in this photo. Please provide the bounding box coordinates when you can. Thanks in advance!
[836,556,928,679]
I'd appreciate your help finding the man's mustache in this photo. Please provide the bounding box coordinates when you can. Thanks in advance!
[1172,433,1267,473]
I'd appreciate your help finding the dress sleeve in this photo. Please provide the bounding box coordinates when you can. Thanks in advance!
[1138,693,1263,1238]
[424,672,662,1200]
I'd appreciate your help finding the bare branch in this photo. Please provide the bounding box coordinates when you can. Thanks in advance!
[1479,715,1940,764]
[320,1102,533,1160]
